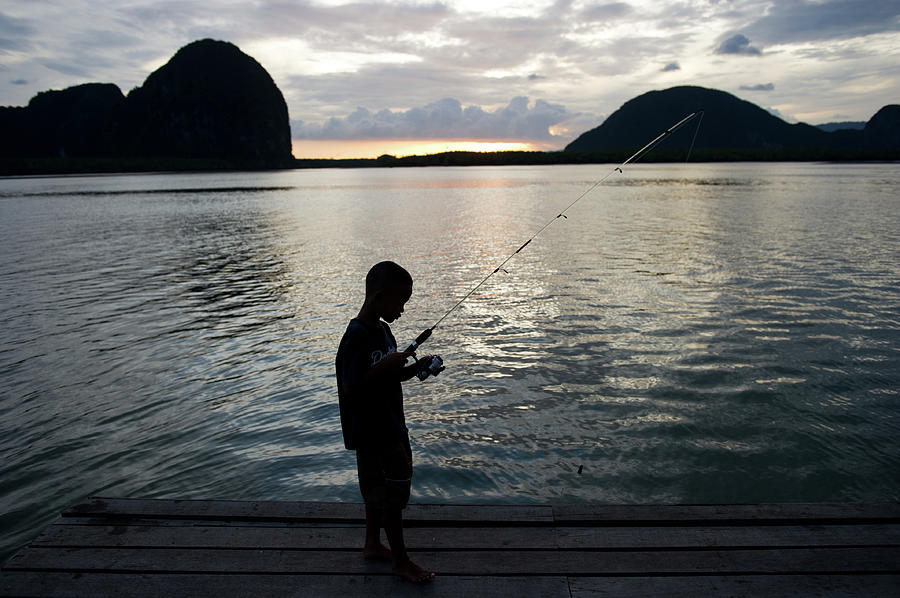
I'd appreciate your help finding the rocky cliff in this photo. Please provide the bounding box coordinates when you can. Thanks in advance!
[119,39,292,165]
[565,86,898,155]
[1,39,293,169]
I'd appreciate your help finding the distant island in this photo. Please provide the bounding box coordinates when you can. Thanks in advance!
[1,40,898,175]
[306,89,898,168]
[564,86,899,160]
[1,39,294,174]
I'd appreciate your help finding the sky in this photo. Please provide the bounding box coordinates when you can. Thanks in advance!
[2,0,899,158]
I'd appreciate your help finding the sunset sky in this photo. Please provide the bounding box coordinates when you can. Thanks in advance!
[2,0,898,158]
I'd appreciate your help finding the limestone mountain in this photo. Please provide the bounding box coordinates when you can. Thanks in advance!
[119,39,292,165]
[0,83,125,159]
[565,86,898,155]
[863,105,900,149]
[1,39,293,169]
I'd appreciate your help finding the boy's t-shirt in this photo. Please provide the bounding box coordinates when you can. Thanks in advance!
[336,318,407,450]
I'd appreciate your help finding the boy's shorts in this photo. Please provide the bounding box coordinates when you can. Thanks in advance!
[356,436,412,510]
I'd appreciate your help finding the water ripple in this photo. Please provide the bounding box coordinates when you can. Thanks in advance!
[1,164,899,561]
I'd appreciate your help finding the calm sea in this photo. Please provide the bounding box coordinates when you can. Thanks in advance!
[1,163,899,561]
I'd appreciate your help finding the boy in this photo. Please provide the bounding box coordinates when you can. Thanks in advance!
[335,261,436,583]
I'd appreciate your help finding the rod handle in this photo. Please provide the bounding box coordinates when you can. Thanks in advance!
[404,327,433,353]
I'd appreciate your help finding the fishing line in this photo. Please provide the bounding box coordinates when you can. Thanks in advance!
[404,110,705,357]
[685,110,704,163]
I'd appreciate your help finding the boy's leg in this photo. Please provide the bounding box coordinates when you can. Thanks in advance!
[382,437,434,582]
[363,504,391,560]
[357,449,391,560]
[382,506,407,562]
[383,506,434,582]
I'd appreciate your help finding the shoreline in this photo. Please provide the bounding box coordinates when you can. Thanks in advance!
[3,148,899,177]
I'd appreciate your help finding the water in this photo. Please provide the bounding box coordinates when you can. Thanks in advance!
[1,163,899,561]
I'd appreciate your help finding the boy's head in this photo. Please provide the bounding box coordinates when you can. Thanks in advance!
[365,261,413,323]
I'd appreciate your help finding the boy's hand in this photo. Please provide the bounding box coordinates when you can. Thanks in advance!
[365,350,414,385]
[380,351,414,370]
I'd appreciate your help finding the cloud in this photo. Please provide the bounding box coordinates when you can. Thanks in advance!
[563,31,694,79]
[1,1,898,134]
[715,33,762,55]
[548,110,605,140]
[37,59,91,77]
[293,96,575,141]
[740,83,774,91]
[746,0,900,45]
[10,78,28,85]
[765,106,797,123]
[579,2,633,21]
[0,10,35,52]
[441,15,566,70]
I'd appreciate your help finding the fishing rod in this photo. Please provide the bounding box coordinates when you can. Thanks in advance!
[407,109,705,379]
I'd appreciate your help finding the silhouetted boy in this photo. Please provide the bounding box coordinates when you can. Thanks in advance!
[336,261,436,583]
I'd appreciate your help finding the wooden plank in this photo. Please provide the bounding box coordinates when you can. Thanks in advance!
[406,503,554,524]
[64,498,900,525]
[0,572,570,598]
[567,575,900,598]
[3,572,897,598]
[62,498,365,523]
[51,516,364,528]
[35,522,900,551]
[63,498,554,525]
[552,503,900,524]
[33,524,558,550]
[404,548,899,576]
[556,523,900,549]
[7,546,899,576]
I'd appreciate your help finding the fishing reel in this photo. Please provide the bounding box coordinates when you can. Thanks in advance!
[404,327,444,380]
[403,328,444,381]
[416,355,445,381]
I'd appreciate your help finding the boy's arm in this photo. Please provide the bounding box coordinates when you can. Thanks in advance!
[399,355,434,382]
[400,359,419,382]
[339,326,421,398]
[341,351,414,399]
[360,351,414,387]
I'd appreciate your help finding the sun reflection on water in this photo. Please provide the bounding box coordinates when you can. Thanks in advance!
[1,164,899,563]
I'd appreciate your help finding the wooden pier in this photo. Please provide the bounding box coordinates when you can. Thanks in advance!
[2,498,898,597]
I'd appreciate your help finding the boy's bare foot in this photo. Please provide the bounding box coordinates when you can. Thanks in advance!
[393,558,435,583]
[363,543,392,561]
